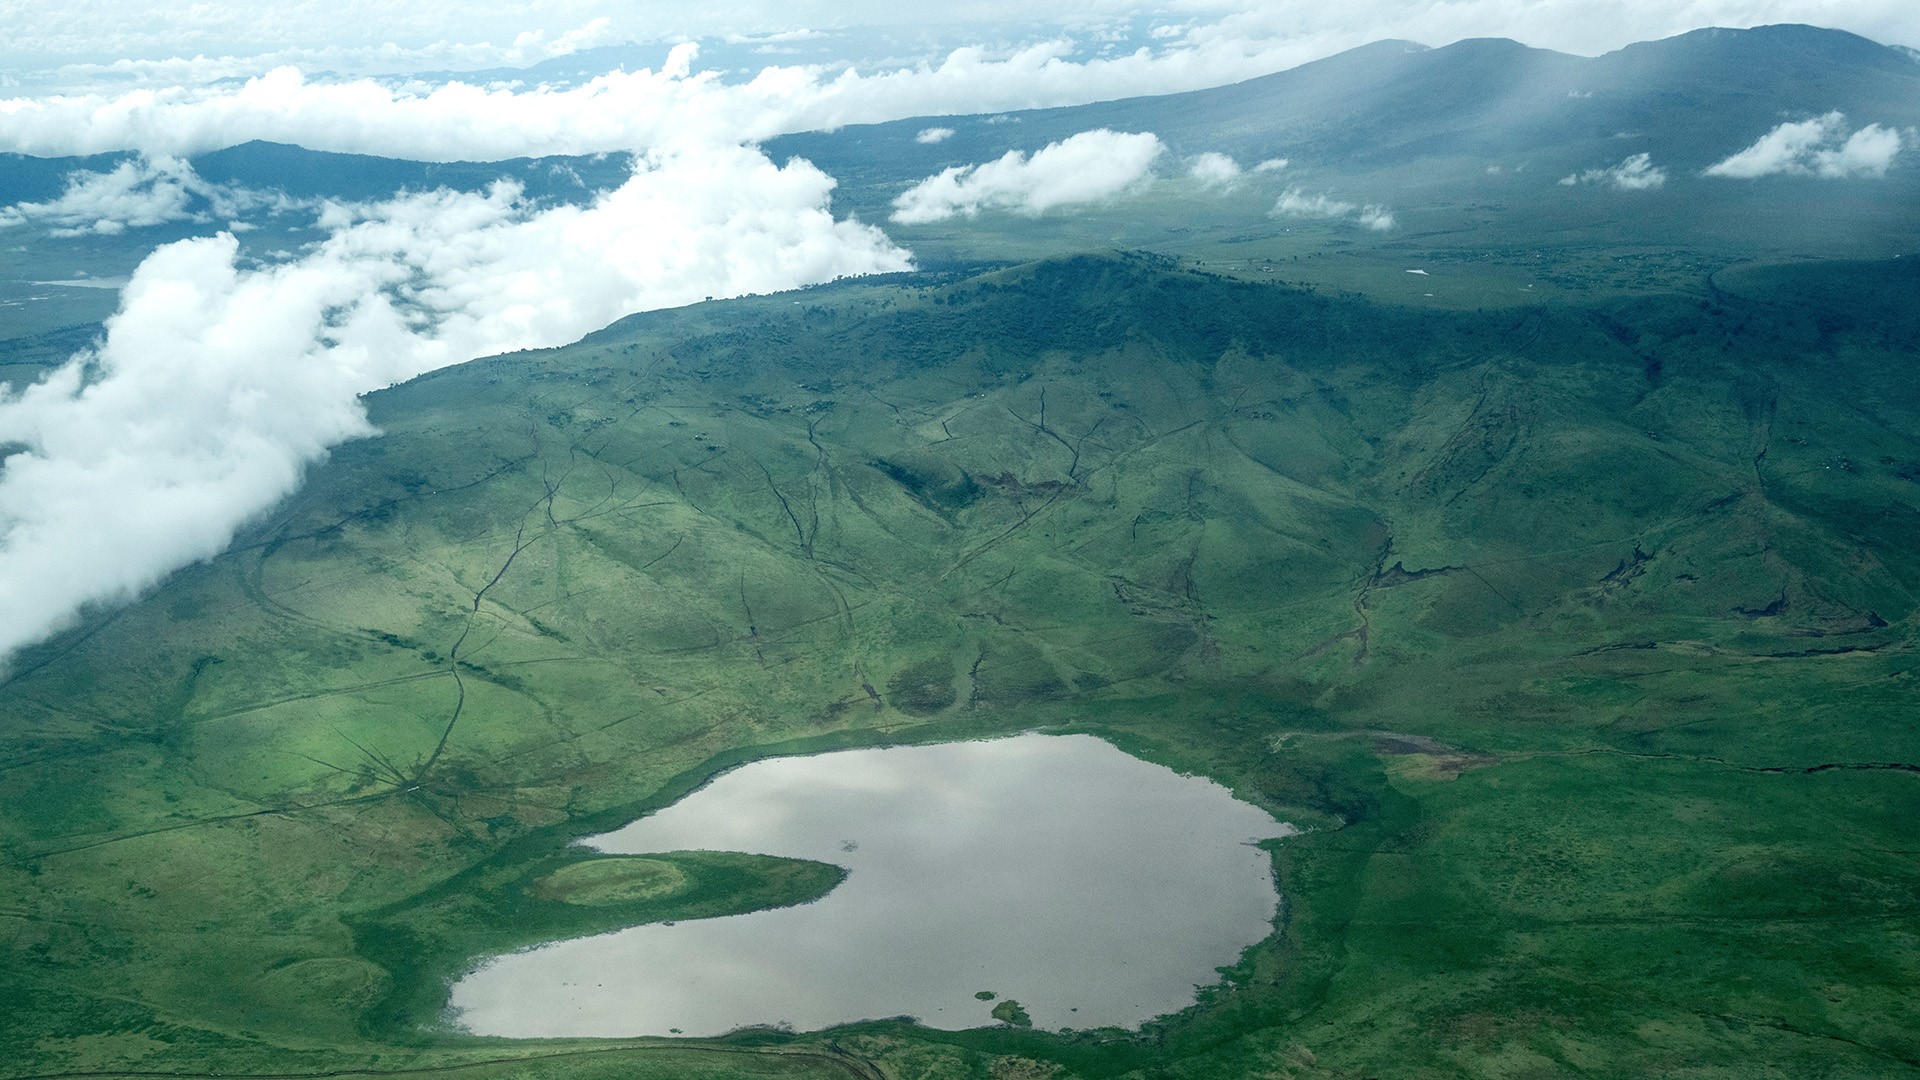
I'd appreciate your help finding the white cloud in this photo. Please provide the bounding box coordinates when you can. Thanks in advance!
[0,159,190,235]
[1270,186,1395,229]
[1356,205,1396,230]
[35,17,630,93]
[0,145,910,658]
[723,28,827,45]
[915,126,956,144]
[890,128,1164,223]
[1253,158,1288,172]
[0,156,300,236]
[1274,189,1354,218]
[1187,151,1242,189]
[1814,125,1907,177]
[512,17,620,60]
[1558,152,1666,190]
[0,40,1322,162]
[1705,112,1905,178]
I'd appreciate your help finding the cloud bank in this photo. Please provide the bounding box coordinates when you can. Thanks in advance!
[890,129,1165,223]
[1558,152,1666,190]
[8,0,1919,96]
[36,19,623,95]
[0,42,1277,161]
[0,156,300,235]
[0,146,910,658]
[1270,187,1395,230]
[8,5,1919,164]
[1704,112,1906,178]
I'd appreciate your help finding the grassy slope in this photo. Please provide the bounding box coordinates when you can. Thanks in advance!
[1,252,1917,1078]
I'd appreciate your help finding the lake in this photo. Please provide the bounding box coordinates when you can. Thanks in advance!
[450,733,1293,1037]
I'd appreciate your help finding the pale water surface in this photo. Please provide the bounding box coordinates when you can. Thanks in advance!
[451,733,1292,1037]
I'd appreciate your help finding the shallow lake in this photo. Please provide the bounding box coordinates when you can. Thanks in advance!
[451,733,1293,1037]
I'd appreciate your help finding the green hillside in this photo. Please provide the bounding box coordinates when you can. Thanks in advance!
[2,251,1916,1077]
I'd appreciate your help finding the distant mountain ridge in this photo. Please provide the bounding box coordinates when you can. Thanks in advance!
[2,25,1911,211]
[0,21,1911,321]
[769,24,1920,184]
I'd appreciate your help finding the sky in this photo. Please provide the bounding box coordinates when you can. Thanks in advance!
[2,0,1914,90]
[0,1,1914,661]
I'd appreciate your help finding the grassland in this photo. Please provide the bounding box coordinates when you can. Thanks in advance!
[1,250,1916,1079]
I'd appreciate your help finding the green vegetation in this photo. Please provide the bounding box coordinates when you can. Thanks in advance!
[991,1000,1032,1028]
[1,250,1916,1079]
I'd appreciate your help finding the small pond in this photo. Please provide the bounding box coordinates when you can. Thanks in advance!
[451,733,1293,1037]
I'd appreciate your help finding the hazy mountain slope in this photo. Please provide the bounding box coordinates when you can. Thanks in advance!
[771,25,1920,181]
[2,253,1915,1078]
[753,24,1920,287]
